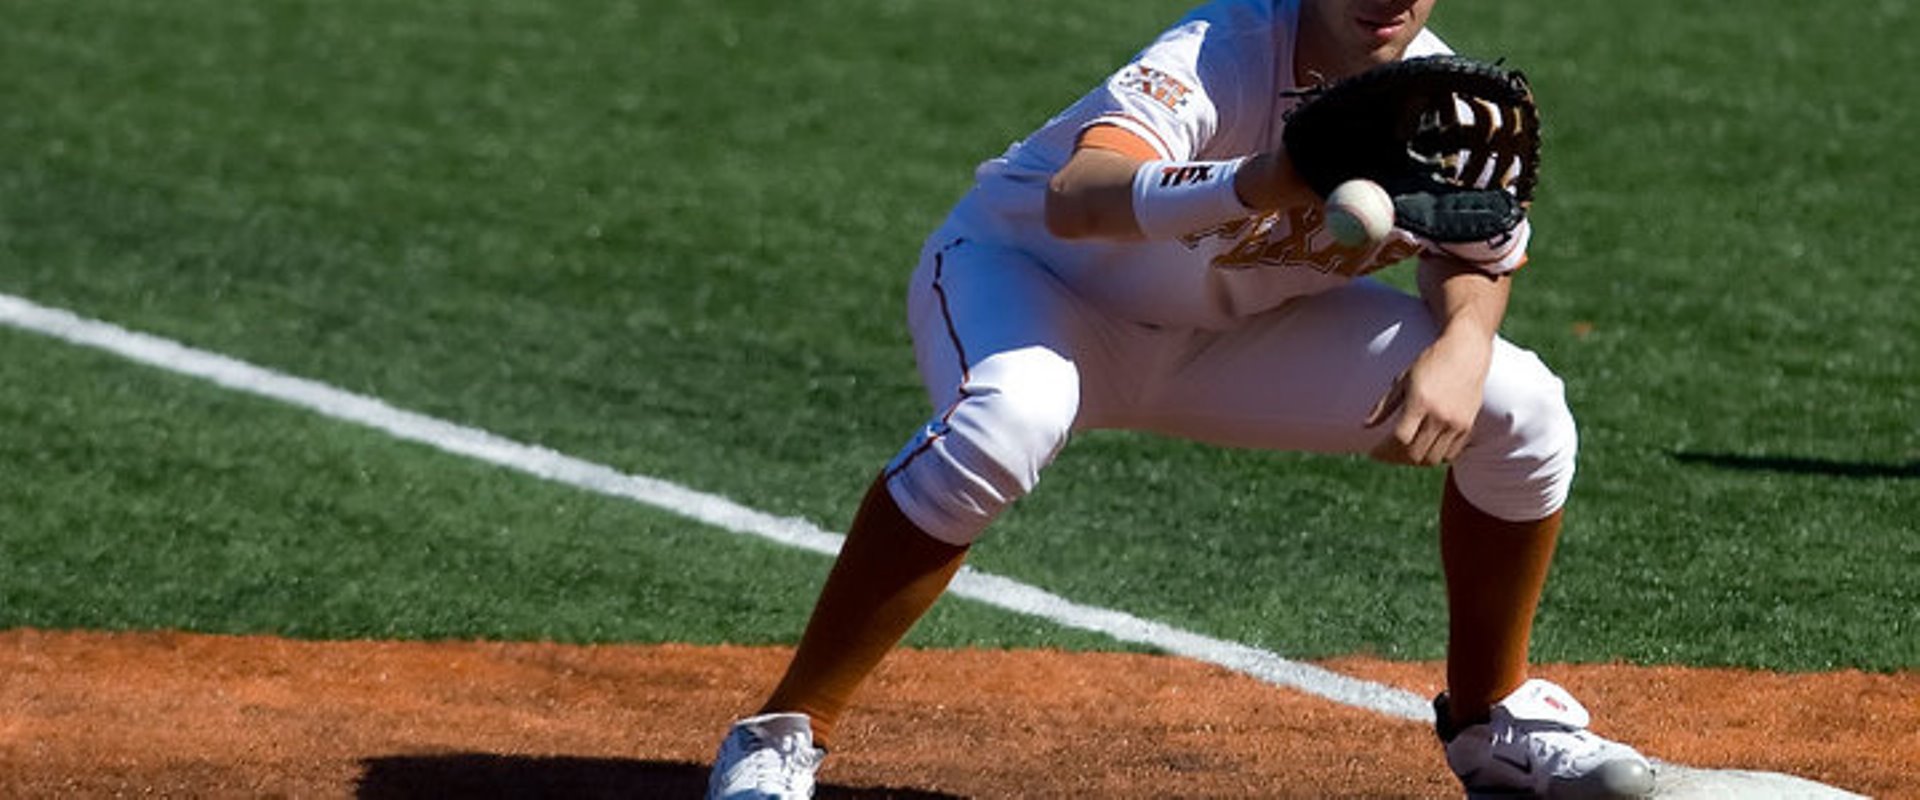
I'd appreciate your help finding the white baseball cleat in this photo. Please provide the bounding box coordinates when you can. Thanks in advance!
[706,712,825,800]
[1436,679,1656,799]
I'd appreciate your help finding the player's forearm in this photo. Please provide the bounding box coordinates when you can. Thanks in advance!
[1045,148,1148,240]
[1418,254,1511,344]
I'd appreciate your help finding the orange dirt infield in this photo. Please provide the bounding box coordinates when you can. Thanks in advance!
[0,629,1913,798]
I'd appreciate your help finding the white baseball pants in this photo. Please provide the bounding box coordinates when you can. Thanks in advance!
[883,231,1577,546]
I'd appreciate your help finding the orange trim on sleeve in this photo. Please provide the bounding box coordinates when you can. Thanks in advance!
[1077,124,1161,161]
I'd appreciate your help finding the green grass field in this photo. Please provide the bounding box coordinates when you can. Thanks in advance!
[2,0,1914,673]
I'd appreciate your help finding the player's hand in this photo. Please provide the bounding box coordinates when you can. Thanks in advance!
[1364,329,1493,466]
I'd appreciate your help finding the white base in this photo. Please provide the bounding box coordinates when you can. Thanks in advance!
[1653,762,1867,799]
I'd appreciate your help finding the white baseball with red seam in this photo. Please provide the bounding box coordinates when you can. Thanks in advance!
[1325,178,1394,247]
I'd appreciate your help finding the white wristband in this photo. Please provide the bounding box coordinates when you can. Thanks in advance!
[1130,157,1251,240]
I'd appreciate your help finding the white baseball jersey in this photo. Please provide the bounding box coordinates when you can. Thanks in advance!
[951,0,1530,330]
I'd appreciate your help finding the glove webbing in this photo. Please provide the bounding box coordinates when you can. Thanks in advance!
[1412,92,1536,199]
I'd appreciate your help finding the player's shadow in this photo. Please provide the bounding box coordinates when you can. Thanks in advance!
[356,753,966,799]
[1670,450,1920,479]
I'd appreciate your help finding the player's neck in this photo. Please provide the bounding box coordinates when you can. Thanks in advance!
[1294,42,1397,86]
[1292,7,1417,85]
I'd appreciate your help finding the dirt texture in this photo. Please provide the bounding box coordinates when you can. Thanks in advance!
[0,630,1912,798]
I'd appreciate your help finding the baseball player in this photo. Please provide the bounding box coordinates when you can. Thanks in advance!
[708,0,1656,797]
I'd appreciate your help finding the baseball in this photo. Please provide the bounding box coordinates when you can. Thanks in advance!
[1326,178,1394,247]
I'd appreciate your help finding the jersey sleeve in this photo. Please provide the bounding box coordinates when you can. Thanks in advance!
[1078,17,1239,161]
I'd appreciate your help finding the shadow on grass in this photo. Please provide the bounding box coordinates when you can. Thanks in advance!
[1671,451,1920,479]
[357,754,965,799]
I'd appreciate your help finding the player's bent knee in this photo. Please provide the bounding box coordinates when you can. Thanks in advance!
[1454,348,1579,522]
[885,348,1080,545]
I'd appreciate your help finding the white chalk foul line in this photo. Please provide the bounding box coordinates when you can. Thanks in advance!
[0,292,1862,798]
[0,292,1429,718]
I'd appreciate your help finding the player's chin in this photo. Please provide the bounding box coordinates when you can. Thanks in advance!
[1358,48,1404,70]
[1366,36,1421,64]
[1332,43,1408,76]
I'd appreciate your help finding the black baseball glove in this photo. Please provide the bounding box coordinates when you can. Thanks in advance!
[1281,55,1540,243]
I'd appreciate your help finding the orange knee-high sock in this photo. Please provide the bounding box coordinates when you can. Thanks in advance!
[759,475,969,748]
[1439,470,1563,727]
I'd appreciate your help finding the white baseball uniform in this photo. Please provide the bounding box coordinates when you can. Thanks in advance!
[883,0,1575,545]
